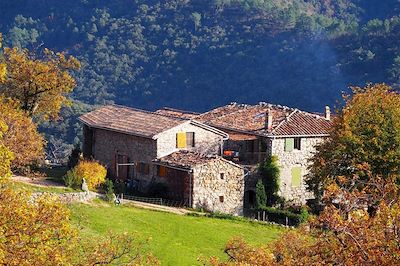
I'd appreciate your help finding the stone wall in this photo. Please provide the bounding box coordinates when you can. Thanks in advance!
[156,121,223,158]
[32,191,100,203]
[192,158,244,215]
[271,137,325,204]
[91,128,157,186]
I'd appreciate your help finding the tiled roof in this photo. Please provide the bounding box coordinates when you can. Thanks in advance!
[154,150,242,170]
[155,107,200,119]
[79,105,185,138]
[271,110,332,136]
[196,102,332,137]
[154,151,219,170]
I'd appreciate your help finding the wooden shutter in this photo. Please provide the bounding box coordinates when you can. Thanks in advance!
[158,166,167,177]
[285,138,294,152]
[186,132,195,147]
[176,132,187,148]
[291,167,302,187]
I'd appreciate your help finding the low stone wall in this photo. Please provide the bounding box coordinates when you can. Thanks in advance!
[32,191,102,203]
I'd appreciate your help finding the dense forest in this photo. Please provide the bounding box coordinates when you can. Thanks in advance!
[1,0,400,159]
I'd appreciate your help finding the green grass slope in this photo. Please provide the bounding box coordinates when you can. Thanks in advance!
[70,203,283,265]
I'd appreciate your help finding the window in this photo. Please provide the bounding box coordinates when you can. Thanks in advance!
[176,132,186,148]
[176,132,195,148]
[219,196,224,203]
[294,137,301,150]
[186,132,195,147]
[158,165,167,177]
[291,167,302,187]
[220,173,225,180]
[136,162,150,175]
[284,138,294,152]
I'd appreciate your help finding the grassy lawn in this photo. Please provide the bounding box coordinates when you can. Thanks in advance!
[70,203,284,265]
[9,181,77,193]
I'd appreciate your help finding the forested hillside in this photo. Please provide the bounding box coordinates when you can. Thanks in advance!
[1,0,400,158]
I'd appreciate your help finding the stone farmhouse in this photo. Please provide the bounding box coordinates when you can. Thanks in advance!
[79,105,245,215]
[79,102,332,214]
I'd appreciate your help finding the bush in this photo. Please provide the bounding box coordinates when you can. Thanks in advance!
[255,179,266,209]
[258,206,305,226]
[104,179,115,202]
[67,144,81,169]
[75,160,107,190]
[260,155,280,206]
[64,160,107,191]
[63,168,81,189]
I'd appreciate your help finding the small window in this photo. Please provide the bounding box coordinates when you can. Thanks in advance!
[186,132,195,147]
[176,132,187,148]
[294,137,301,150]
[219,196,224,203]
[136,162,150,175]
[158,165,167,177]
[291,167,302,187]
[220,173,225,180]
[284,138,294,152]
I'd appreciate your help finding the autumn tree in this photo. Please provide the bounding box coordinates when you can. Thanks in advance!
[213,174,400,266]
[307,83,400,200]
[0,122,13,180]
[0,47,80,121]
[0,186,159,266]
[0,97,45,171]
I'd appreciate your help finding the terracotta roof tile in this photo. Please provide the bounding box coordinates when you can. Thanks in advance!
[154,150,219,170]
[196,102,332,137]
[155,107,199,119]
[79,105,185,138]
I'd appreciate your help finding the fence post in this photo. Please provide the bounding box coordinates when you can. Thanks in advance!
[285,216,288,226]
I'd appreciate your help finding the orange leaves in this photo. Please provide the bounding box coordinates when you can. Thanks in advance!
[0,46,80,121]
[0,187,76,266]
[0,96,45,172]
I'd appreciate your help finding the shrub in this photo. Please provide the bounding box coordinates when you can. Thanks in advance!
[67,144,81,169]
[63,168,81,189]
[260,155,280,206]
[258,206,304,226]
[104,179,115,202]
[74,160,107,190]
[255,179,266,209]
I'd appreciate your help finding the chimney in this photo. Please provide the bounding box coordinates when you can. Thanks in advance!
[325,106,331,120]
[265,109,273,130]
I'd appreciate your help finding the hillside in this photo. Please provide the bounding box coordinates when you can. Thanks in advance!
[1,0,400,156]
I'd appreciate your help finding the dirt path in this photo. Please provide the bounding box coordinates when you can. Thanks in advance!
[11,175,67,188]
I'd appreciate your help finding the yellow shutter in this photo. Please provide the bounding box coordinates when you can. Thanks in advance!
[176,132,187,148]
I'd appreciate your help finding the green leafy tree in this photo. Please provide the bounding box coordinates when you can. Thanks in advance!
[255,179,267,209]
[307,83,400,200]
[260,155,280,206]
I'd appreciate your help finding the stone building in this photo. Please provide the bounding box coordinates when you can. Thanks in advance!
[79,102,332,214]
[79,105,244,215]
[158,102,332,205]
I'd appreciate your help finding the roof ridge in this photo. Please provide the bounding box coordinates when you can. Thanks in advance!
[110,104,187,121]
[161,107,201,115]
[271,109,299,134]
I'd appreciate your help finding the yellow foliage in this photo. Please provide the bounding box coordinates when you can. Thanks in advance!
[0,186,158,265]
[0,96,45,171]
[0,63,6,83]
[0,121,14,181]
[0,46,80,121]
[75,160,107,190]
[0,187,76,265]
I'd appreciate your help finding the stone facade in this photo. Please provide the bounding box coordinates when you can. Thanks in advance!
[192,158,244,215]
[155,121,224,158]
[90,127,157,187]
[270,136,325,204]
